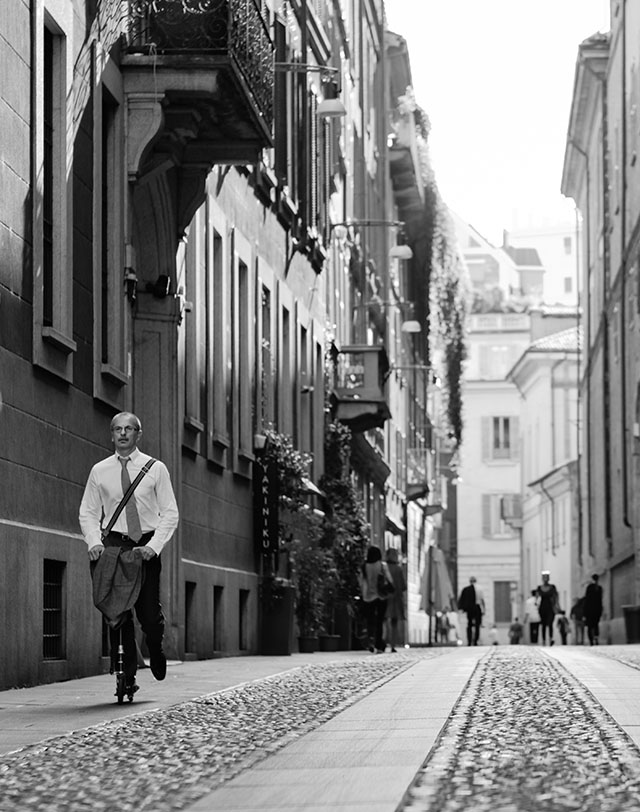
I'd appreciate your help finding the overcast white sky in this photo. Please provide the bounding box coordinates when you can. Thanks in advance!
[384,1,610,245]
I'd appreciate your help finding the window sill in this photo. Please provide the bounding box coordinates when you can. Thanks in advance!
[101,363,129,387]
[42,326,77,355]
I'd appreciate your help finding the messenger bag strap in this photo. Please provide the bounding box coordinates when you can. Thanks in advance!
[101,459,156,540]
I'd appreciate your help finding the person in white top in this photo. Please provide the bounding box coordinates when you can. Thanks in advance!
[523,589,541,644]
[79,412,179,692]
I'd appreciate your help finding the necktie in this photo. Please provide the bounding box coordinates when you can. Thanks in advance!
[120,458,143,542]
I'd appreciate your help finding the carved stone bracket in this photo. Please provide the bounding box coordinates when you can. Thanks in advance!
[126,92,165,182]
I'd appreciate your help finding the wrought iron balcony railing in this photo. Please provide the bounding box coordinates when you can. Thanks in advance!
[126,0,274,128]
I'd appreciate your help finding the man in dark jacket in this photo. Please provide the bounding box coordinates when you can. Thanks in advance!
[583,574,604,645]
[458,576,485,646]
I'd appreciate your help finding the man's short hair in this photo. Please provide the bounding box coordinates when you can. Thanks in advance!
[110,412,142,432]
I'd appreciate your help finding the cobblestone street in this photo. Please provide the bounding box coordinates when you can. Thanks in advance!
[2,646,640,812]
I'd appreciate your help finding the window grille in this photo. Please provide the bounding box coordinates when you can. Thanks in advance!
[43,559,65,660]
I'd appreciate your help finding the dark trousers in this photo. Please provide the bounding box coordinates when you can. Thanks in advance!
[540,613,554,644]
[364,598,387,651]
[103,534,164,682]
[587,621,600,645]
[466,606,482,645]
[529,622,540,644]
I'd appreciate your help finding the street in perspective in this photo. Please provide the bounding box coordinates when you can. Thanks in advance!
[3,0,639,810]
[3,644,640,811]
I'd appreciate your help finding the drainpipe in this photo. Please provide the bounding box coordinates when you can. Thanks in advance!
[620,0,632,529]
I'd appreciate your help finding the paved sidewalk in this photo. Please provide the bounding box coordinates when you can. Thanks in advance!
[546,645,640,747]
[184,648,484,812]
[0,651,374,756]
[3,645,640,812]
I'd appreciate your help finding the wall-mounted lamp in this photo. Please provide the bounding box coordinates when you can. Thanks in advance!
[354,297,422,334]
[384,363,432,383]
[331,219,413,259]
[274,62,346,118]
[253,433,268,452]
[317,78,346,118]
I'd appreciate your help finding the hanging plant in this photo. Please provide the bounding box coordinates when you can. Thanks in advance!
[262,427,311,516]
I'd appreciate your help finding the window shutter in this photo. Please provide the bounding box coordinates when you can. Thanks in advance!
[482,494,492,537]
[481,417,491,460]
[511,416,520,460]
[273,20,287,184]
[308,91,318,227]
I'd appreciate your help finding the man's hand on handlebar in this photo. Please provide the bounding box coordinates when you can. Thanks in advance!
[88,545,104,561]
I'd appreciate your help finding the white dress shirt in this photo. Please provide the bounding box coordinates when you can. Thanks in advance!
[79,448,179,556]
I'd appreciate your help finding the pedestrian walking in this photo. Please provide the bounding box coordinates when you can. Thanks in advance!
[523,589,541,644]
[384,548,406,652]
[458,576,485,646]
[509,617,524,644]
[570,597,586,644]
[79,412,179,695]
[537,570,560,646]
[556,610,570,645]
[583,574,604,645]
[360,546,393,653]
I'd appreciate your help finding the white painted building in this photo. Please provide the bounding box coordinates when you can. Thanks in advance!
[508,326,581,621]
[504,221,582,308]
[457,311,530,641]
[454,212,581,643]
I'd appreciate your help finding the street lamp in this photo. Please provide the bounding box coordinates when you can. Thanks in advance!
[353,297,422,334]
[331,219,414,260]
[274,62,346,118]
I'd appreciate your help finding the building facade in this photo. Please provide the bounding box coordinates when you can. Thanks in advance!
[562,3,640,641]
[508,326,581,621]
[0,0,456,688]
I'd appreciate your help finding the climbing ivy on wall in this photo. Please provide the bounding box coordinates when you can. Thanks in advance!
[411,100,469,447]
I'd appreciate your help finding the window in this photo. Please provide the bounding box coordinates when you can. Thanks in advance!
[564,276,573,294]
[563,236,572,255]
[94,72,128,400]
[482,494,518,538]
[183,205,206,448]
[236,256,252,462]
[482,416,519,461]
[33,14,76,379]
[207,219,231,464]
[213,586,223,651]
[494,581,512,623]
[43,559,65,659]
[239,589,250,651]
[185,581,197,655]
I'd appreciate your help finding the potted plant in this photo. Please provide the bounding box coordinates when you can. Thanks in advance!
[257,429,312,655]
[318,577,342,651]
[286,509,335,652]
[319,422,370,649]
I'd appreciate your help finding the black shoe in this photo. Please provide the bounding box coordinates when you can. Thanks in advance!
[150,649,167,681]
[125,681,140,696]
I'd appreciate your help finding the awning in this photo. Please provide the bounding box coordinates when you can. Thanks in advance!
[385,513,406,536]
[419,546,457,612]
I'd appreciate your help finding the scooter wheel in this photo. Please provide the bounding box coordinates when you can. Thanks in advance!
[115,674,126,705]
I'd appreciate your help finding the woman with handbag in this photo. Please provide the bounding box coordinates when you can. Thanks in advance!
[360,546,394,653]
[384,548,406,652]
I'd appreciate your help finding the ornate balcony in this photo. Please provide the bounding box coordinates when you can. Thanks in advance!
[123,0,274,179]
